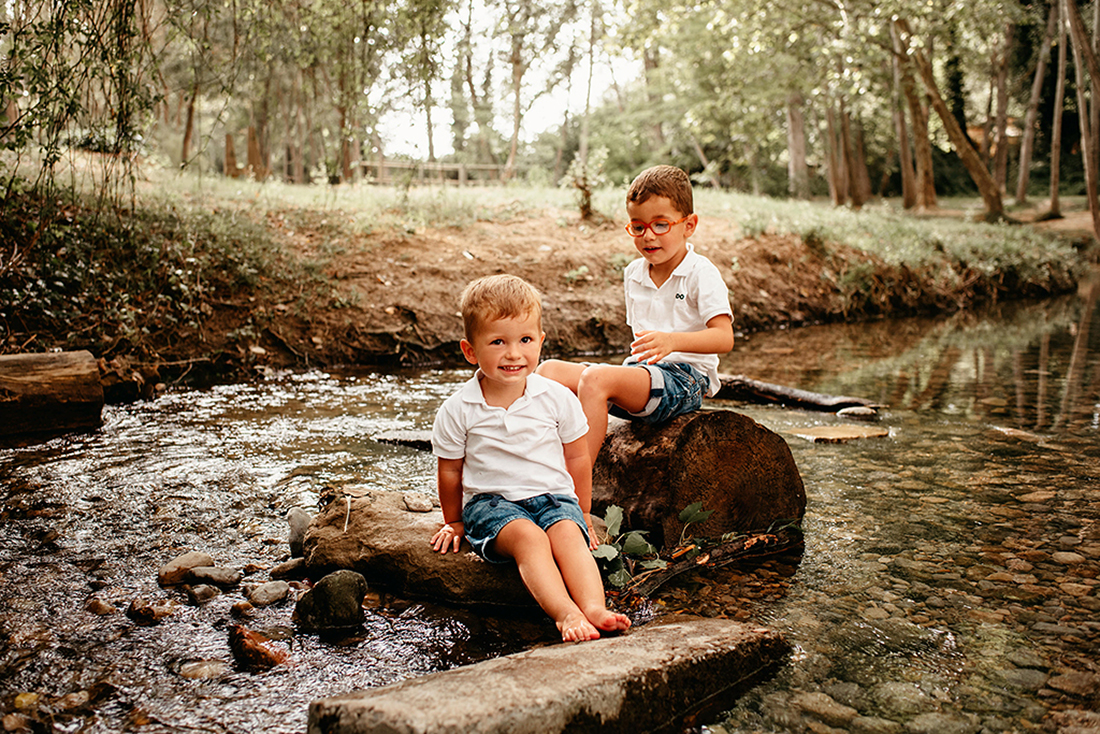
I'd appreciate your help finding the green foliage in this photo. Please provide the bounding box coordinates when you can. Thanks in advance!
[0,185,286,356]
[592,505,666,588]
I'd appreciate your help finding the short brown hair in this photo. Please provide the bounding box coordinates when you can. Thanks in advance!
[460,274,543,340]
[626,165,693,216]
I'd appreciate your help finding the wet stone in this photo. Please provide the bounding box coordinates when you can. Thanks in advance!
[851,716,903,734]
[871,682,933,718]
[997,667,1049,691]
[184,584,220,604]
[270,557,307,579]
[1052,551,1086,564]
[903,712,980,734]
[1007,649,1047,669]
[1046,671,1100,698]
[179,660,228,680]
[402,493,433,512]
[84,597,116,615]
[791,691,859,727]
[157,551,214,586]
[187,566,243,587]
[248,580,291,607]
[287,507,311,558]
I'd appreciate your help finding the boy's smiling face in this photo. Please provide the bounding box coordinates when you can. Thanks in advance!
[460,310,545,404]
[626,194,697,281]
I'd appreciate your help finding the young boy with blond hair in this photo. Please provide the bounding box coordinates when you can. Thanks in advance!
[430,274,631,642]
[538,165,735,461]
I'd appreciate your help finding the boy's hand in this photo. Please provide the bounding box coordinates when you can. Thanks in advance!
[630,330,676,364]
[431,522,465,554]
[584,514,599,551]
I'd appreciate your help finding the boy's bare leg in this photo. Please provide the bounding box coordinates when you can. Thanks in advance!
[535,359,585,393]
[493,518,601,642]
[576,364,651,462]
[547,521,632,633]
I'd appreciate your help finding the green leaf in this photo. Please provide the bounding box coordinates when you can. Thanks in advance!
[639,559,668,570]
[591,544,619,560]
[678,501,715,524]
[604,505,624,537]
[621,531,656,557]
[608,568,633,588]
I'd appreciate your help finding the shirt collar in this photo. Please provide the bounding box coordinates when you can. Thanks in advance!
[627,242,697,285]
[459,370,546,404]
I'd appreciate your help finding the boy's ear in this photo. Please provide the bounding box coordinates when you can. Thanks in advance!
[683,213,699,237]
[459,338,478,365]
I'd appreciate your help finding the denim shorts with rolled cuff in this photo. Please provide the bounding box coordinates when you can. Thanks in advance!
[461,492,590,564]
[608,361,707,424]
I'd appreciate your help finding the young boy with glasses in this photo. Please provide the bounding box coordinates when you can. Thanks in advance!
[430,274,632,642]
[537,165,735,462]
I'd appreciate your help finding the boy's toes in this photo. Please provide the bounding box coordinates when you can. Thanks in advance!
[559,612,600,642]
[588,608,632,633]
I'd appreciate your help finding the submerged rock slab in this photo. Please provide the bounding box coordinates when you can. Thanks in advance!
[307,616,789,734]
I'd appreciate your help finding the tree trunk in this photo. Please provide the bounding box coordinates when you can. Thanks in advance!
[592,411,807,549]
[180,80,199,168]
[891,23,918,209]
[643,48,665,149]
[1016,4,1058,204]
[992,23,1014,192]
[825,102,847,206]
[1051,2,1068,217]
[896,32,937,210]
[851,117,874,204]
[0,351,104,440]
[1067,1,1100,241]
[1064,0,1100,239]
[786,91,811,199]
[897,19,1004,219]
[504,32,523,180]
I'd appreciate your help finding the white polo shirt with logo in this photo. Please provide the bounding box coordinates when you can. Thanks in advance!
[622,242,733,396]
[431,372,589,506]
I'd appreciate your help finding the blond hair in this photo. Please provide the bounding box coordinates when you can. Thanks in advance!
[460,274,543,340]
[626,165,694,216]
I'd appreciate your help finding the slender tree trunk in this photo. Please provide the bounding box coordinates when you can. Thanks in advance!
[786,91,810,199]
[825,102,847,206]
[180,80,199,168]
[504,33,523,179]
[643,48,664,148]
[897,19,1004,219]
[1066,0,1100,241]
[891,24,917,208]
[896,34,936,210]
[1016,4,1058,204]
[852,118,874,203]
[1050,3,1068,217]
[840,105,864,208]
[993,23,1014,192]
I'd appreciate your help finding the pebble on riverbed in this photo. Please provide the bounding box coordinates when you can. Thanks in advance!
[157,551,214,585]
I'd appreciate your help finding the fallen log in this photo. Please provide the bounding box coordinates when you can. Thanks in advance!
[0,350,104,439]
[594,410,806,549]
[715,373,882,412]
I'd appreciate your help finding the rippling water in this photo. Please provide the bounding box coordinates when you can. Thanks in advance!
[1,285,1098,732]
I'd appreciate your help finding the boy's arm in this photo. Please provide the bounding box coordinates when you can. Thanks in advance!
[562,437,599,550]
[431,457,465,554]
[630,314,734,365]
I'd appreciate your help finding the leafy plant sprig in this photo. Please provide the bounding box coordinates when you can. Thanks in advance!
[591,505,667,588]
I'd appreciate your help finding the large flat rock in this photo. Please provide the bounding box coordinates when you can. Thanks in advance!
[303,489,536,608]
[308,616,789,734]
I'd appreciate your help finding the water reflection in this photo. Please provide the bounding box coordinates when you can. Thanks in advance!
[1,285,1098,733]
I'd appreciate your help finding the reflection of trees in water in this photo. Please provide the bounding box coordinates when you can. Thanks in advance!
[741,283,1098,432]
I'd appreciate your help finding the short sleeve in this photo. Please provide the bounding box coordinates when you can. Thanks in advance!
[552,382,589,446]
[693,261,733,325]
[431,396,467,460]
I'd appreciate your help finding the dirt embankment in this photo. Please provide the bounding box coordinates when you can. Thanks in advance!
[195,208,1087,377]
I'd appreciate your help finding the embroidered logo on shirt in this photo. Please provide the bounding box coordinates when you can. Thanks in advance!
[675,293,686,300]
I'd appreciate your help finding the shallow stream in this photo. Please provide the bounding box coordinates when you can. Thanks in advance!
[1,282,1098,733]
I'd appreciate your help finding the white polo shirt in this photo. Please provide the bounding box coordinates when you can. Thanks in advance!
[623,243,733,396]
[431,372,589,505]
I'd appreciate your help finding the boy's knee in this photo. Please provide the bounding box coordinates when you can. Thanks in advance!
[577,364,615,399]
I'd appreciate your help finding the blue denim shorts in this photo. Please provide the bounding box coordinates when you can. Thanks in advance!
[608,361,707,424]
[462,492,589,564]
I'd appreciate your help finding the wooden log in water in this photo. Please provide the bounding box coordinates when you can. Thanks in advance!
[0,350,104,438]
[715,373,882,412]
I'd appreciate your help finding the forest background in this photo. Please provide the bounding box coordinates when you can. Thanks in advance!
[1,0,1098,384]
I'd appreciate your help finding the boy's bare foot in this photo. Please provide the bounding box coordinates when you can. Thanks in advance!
[585,607,632,633]
[558,611,601,642]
